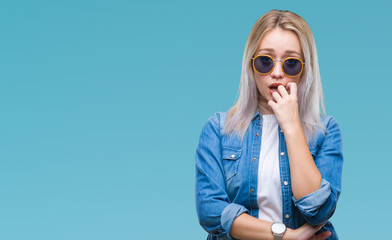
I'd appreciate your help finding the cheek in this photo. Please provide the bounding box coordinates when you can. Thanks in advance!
[254,76,266,92]
[287,77,302,94]
[254,77,271,100]
[289,76,301,85]
[296,73,303,84]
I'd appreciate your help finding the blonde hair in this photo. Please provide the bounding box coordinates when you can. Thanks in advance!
[222,9,326,143]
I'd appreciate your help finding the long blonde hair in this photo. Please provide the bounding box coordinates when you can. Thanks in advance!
[222,9,326,143]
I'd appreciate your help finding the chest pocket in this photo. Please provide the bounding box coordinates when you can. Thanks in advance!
[221,147,242,181]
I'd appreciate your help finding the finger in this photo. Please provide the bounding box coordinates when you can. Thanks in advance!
[272,91,283,103]
[318,222,327,229]
[277,85,289,98]
[315,224,323,232]
[314,231,331,240]
[288,82,297,96]
[268,100,277,110]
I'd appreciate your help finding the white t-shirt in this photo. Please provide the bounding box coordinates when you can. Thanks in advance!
[257,114,283,222]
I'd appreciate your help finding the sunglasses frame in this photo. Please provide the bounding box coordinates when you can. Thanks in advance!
[251,55,305,78]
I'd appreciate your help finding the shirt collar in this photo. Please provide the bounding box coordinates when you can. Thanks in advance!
[252,109,262,122]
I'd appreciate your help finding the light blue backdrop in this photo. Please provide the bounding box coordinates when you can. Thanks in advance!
[0,1,391,239]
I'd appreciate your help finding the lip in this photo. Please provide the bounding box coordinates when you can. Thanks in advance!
[269,83,284,88]
[268,83,285,94]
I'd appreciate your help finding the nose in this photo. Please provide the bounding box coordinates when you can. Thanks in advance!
[270,61,284,79]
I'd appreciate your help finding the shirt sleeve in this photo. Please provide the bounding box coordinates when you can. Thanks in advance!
[292,117,343,225]
[195,113,249,239]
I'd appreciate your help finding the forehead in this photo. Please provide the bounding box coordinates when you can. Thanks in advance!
[256,28,302,57]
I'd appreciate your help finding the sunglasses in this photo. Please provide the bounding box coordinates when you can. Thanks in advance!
[251,55,305,77]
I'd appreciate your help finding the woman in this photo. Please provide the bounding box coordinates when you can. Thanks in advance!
[195,10,343,240]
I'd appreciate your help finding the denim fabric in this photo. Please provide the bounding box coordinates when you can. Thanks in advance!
[195,110,343,240]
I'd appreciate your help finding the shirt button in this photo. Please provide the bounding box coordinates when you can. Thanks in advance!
[280,152,285,156]
[231,155,235,158]
[255,133,259,137]
[284,181,288,186]
[250,189,254,193]
[285,214,290,219]
[252,158,256,161]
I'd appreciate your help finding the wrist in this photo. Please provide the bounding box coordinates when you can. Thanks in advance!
[271,222,287,240]
[282,228,296,240]
[281,121,303,136]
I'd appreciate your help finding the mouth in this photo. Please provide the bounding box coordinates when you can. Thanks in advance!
[268,83,284,94]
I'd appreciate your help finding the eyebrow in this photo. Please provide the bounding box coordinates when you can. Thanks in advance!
[257,48,302,57]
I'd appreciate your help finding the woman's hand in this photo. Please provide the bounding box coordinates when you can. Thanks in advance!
[285,223,331,240]
[309,231,332,240]
[268,82,301,133]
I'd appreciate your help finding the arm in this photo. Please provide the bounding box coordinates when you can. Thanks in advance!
[291,117,343,225]
[283,121,322,200]
[230,213,330,240]
[269,83,343,225]
[230,213,277,240]
[269,84,322,199]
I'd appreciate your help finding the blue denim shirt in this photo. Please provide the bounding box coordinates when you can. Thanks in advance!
[195,111,343,240]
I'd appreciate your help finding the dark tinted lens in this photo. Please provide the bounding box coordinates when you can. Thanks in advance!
[283,58,303,76]
[254,56,273,74]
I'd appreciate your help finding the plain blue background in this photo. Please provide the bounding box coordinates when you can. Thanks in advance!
[0,1,391,239]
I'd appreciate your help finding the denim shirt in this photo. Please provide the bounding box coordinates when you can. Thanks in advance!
[195,111,343,240]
